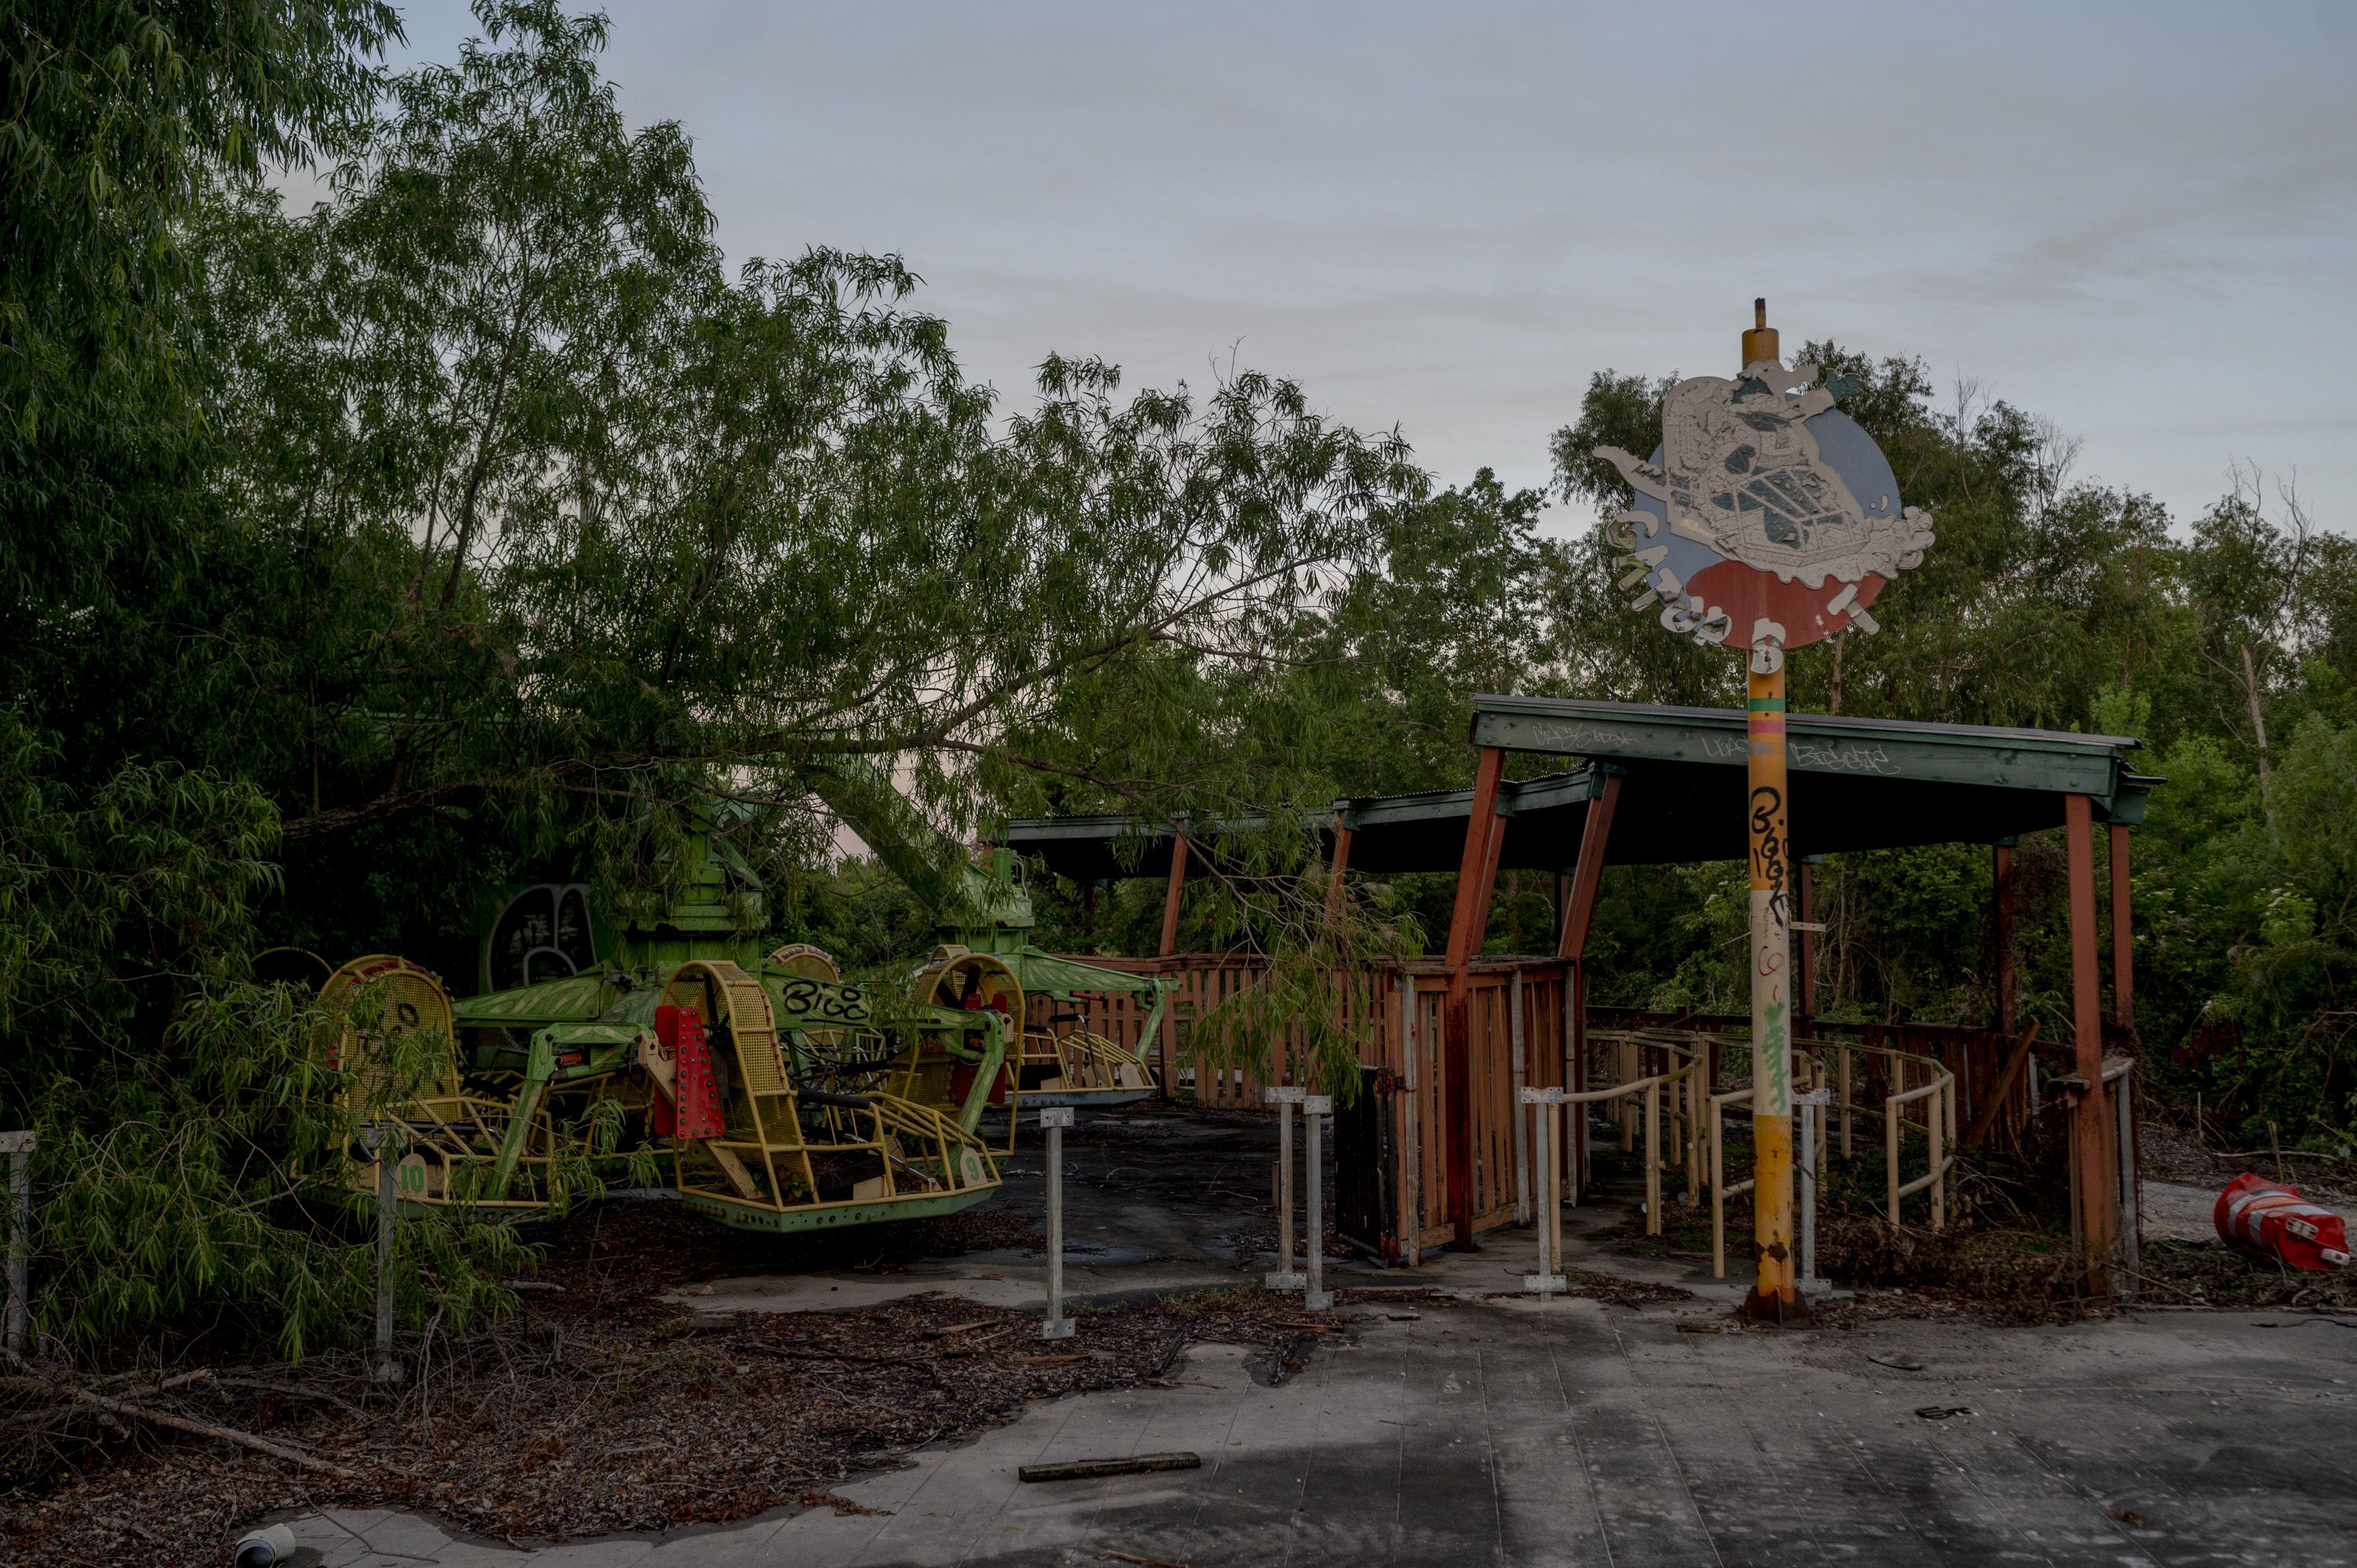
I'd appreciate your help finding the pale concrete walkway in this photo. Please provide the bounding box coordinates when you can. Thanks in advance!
[284,1298,2357,1567]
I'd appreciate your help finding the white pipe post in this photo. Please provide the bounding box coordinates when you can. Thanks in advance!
[1794,1087,1829,1294]
[1265,1086,1305,1289]
[1511,968,1530,1225]
[1520,1087,1567,1295]
[1267,1086,1305,1286]
[1039,1107,1076,1339]
[2,1130,32,1357]
[361,1124,404,1383]
[1303,1094,1333,1310]
[2115,1072,2140,1298]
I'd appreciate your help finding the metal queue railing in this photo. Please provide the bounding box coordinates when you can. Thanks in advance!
[1589,1028,1960,1279]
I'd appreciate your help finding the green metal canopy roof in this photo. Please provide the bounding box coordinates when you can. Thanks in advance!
[998,697,2158,881]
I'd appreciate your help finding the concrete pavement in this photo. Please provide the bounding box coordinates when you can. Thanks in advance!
[283,1298,2357,1566]
[274,1111,2357,1566]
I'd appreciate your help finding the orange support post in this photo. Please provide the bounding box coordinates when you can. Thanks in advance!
[1323,823,1354,932]
[1557,771,1622,1200]
[1158,833,1189,958]
[1555,773,1621,962]
[2066,796,2118,1291]
[1442,747,1507,1249]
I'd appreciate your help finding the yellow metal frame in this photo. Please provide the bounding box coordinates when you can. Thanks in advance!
[321,955,575,1213]
[665,958,999,1222]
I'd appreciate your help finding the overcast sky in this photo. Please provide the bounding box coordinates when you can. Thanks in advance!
[376,0,2356,537]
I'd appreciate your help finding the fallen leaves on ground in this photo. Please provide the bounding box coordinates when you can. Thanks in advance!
[0,1203,1354,1566]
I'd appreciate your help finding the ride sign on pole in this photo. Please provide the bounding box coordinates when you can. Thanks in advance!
[1593,300,1935,1325]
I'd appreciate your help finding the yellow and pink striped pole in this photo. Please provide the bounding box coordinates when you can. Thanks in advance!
[1743,640,1804,1322]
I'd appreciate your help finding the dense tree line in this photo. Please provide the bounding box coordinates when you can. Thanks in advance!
[3,0,2351,1353]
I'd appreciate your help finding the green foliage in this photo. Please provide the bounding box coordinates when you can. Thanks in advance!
[7,0,2355,1361]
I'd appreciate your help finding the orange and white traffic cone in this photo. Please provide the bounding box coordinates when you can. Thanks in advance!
[2215,1172,2352,1272]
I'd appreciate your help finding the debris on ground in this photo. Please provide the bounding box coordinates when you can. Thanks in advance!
[1226,1222,1354,1260]
[0,1205,1348,1566]
[1019,1453,1200,1483]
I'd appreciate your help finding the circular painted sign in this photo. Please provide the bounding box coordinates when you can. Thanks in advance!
[1598,360,1934,652]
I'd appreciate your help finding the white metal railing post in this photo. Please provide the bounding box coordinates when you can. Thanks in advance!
[1040,1107,1076,1339]
[361,1124,404,1382]
[1644,1078,1662,1235]
[2,1130,32,1357]
[1511,969,1530,1225]
[1303,1094,1333,1310]
[1520,1086,1568,1295]
[2108,1057,2139,1297]
[1795,1087,1830,1293]
[1265,1086,1306,1290]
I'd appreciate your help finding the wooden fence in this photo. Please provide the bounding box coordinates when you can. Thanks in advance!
[1043,954,1571,1258]
[1039,958,2044,1262]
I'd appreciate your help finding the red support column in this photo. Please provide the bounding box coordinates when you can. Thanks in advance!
[1158,833,1189,958]
[1442,747,1508,1249]
[2066,796,2118,1292]
[1993,842,2017,1037]
[2109,823,2134,1034]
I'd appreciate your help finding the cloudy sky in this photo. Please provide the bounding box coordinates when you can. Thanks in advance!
[376,0,2355,537]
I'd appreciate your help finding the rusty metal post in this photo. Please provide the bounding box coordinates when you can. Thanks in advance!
[1741,641,1805,1324]
[1041,1107,1076,1339]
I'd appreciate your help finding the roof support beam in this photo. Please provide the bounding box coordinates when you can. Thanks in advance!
[1442,746,1507,1250]
[1322,823,1354,932]
[2066,794,2118,1293]
[1553,772,1621,1211]
[1158,834,1189,958]
[1556,771,1622,961]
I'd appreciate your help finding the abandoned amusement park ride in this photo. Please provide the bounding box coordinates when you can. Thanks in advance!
[315,771,1175,1238]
